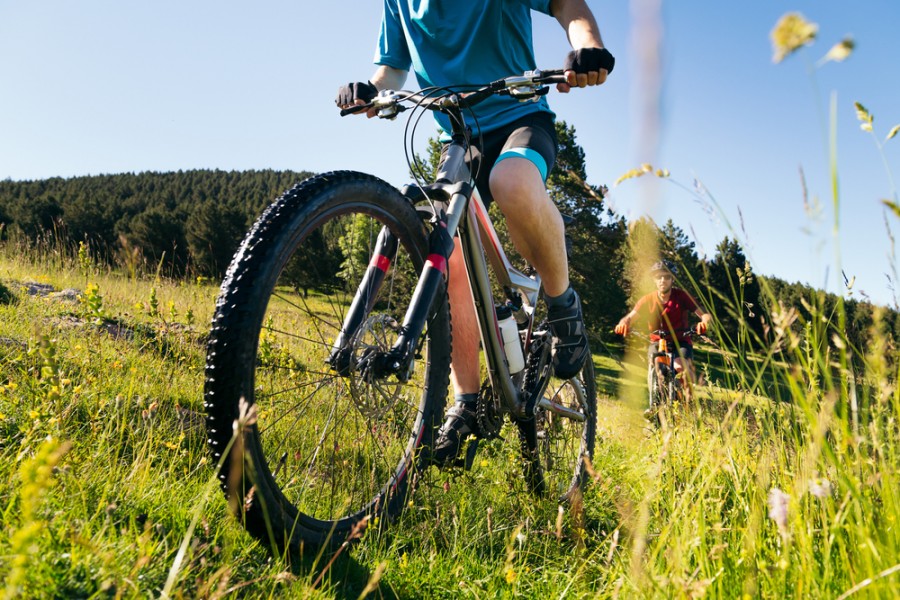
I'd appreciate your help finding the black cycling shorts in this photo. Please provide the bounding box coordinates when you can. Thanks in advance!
[438,111,558,205]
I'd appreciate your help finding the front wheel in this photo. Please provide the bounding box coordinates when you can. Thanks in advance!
[518,331,597,500]
[648,363,674,430]
[204,171,451,555]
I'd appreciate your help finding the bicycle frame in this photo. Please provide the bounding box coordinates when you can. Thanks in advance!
[393,137,543,419]
[330,73,586,421]
[456,181,541,418]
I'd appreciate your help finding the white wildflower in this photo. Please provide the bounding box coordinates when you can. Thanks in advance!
[809,477,833,499]
[768,487,791,537]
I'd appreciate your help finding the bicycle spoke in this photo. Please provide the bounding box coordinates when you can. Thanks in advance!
[260,322,339,348]
[205,171,450,550]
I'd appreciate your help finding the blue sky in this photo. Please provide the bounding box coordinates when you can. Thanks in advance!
[1,1,899,306]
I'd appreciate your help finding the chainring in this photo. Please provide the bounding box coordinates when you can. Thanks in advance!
[475,381,503,439]
[521,326,552,410]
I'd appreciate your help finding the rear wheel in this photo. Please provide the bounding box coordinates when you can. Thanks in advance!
[204,171,451,554]
[518,330,597,500]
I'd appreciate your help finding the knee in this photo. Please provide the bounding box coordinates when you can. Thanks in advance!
[489,159,543,210]
[489,170,526,209]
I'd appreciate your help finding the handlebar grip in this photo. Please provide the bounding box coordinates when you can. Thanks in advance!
[537,69,567,84]
[339,103,371,117]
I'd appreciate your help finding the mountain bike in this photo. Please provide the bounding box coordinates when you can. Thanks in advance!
[635,329,695,429]
[203,69,597,554]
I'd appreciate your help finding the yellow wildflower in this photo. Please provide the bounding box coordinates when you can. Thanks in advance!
[854,102,874,132]
[887,124,900,141]
[819,37,855,64]
[770,13,818,63]
[614,163,658,186]
[614,168,643,185]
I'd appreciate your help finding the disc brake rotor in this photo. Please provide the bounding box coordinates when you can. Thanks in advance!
[348,313,408,419]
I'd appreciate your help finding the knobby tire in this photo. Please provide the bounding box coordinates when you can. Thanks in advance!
[518,336,597,501]
[204,171,451,555]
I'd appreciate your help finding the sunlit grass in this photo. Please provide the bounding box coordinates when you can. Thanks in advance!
[1,10,899,596]
[2,235,897,596]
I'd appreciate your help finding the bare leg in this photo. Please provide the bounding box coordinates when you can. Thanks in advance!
[489,157,569,296]
[447,237,481,396]
[434,156,579,466]
[491,156,589,379]
[432,237,482,467]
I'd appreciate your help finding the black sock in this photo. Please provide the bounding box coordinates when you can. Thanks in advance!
[545,285,575,310]
[454,392,478,406]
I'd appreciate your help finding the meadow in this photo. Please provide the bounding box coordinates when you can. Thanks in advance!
[0,226,898,599]
[2,12,899,600]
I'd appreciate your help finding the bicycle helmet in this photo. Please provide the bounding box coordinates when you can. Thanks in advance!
[650,260,678,276]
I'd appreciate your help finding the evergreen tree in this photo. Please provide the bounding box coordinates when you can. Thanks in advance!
[186,200,247,278]
[127,206,190,276]
[546,121,627,334]
[658,219,702,290]
[618,217,662,303]
[707,236,764,347]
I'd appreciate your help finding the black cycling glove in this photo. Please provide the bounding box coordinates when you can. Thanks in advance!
[563,47,615,75]
[335,81,378,107]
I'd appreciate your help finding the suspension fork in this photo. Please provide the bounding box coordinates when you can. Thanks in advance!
[328,211,457,382]
[327,226,399,374]
[330,143,474,381]
[381,216,455,380]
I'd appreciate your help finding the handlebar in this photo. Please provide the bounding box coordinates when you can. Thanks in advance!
[647,329,696,339]
[620,328,711,344]
[339,69,568,118]
[622,329,694,340]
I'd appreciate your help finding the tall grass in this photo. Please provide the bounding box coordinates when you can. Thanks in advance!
[1,13,898,599]
[2,198,898,598]
[609,12,900,597]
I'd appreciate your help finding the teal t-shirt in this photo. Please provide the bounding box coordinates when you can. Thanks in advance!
[375,0,556,135]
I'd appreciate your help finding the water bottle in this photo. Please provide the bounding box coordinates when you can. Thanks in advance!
[496,304,525,374]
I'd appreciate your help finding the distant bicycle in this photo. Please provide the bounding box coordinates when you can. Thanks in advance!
[203,69,596,554]
[625,329,697,430]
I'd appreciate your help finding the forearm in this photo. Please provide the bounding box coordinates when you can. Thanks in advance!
[370,65,408,91]
[551,0,605,50]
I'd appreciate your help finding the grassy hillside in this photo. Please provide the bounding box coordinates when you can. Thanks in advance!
[1,245,898,598]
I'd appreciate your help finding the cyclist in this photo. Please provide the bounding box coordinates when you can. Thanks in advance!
[337,0,614,466]
[614,260,712,401]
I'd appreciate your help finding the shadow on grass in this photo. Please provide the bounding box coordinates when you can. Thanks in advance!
[693,343,794,403]
[592,355,622,398]
[283,545,409,599]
